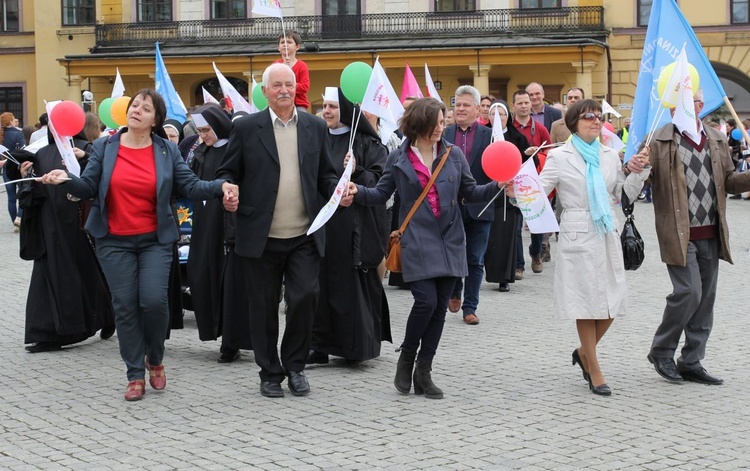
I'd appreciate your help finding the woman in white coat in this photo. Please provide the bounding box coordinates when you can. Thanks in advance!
[510,99,650,395]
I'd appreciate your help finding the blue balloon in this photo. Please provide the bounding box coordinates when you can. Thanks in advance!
[731,128,742,141]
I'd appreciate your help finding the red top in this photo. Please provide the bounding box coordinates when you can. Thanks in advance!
[274,58,310,109]
[107,144,158,236]
[406,147,440,218]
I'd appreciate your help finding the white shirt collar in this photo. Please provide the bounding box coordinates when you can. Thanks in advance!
[409,142,438,174]
[268,107,298,128]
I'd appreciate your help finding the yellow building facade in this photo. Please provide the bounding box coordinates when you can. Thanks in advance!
[1,0,748,126]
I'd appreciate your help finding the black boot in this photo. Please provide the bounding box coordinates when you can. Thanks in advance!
[413,360,444,399]
[394,351,416,393]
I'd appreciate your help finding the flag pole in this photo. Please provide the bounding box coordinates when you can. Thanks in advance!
[723,96,750,145]
[477,142,547,218]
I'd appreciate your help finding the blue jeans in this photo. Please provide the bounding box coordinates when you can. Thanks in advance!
[96,232,173,381]
[403,277,457,362]
[452,213,492,316]
[2,167,21,222]
[516,223,544,270]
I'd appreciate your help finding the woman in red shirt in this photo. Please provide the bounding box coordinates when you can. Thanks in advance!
[40,90,238,401]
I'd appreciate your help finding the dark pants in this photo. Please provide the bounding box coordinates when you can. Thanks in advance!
[650,239,719,371]
[516,223,543,269]
[2,167,21,222]
[452,211,492,316]
[403,277,458,362]
[241,235,320,383]
[96,232,173,381]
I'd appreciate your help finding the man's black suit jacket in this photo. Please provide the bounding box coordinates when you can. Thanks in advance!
[538,106,562,135]
[216,109,339,258]
[443,123,494,221]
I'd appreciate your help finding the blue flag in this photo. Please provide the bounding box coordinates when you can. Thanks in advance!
[625,0,726,161]
[154,42,187,123]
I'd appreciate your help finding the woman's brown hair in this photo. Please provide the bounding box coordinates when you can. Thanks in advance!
[399,98,446,143]
[127,89,168,139]
[564,99,603,134]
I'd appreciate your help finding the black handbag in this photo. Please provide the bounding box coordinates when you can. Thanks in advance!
[620,191,645,271]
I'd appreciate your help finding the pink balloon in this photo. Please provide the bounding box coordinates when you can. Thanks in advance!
[603,122,615,133]
[49,101,86,137]
[481,141,522,182]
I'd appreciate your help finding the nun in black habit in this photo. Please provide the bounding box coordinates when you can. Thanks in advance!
[483,100,532,292]
[186,104,232,343]
[216,112,253,363]
[14,132,115,352]
[308,88,392,364]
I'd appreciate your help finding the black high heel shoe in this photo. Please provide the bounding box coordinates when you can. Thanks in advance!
[571,349,590,382]
[590,381,612,396]
[585,372,612,396]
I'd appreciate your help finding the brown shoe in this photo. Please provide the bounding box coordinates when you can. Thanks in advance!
[463,313,480,325]
[145,357,166,390]
[531,254,544,273]
[515,268,524,280]
[542,243,551,262]
[448,297,461,313]
[124,379,146,401]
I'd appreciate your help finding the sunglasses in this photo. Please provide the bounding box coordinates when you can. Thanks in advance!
[579,112,604,122]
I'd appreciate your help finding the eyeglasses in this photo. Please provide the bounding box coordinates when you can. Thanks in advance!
[196,127,213,135]
[579,112,604,122]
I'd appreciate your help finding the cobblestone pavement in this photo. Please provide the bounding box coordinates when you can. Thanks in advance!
[2,185,750,470]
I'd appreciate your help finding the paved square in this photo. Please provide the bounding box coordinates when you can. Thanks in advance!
[2,187,749,470]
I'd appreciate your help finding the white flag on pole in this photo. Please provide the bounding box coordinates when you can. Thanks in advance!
[671,47,700,143]
[251,0,282,18]
[361,57,405,145]
[45,100,80,177]
[601,125,626,153]
[213,62,253,114]
[202,87,220,105]
[512,158,559,234]
[491,107,505,143]
[111,68,126,98]
[424,64,443,104]
[307,156,353,235]
[601,98,622,118]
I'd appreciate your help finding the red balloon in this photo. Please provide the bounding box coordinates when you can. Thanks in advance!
[481,141,522,182]
[49,101,86,137]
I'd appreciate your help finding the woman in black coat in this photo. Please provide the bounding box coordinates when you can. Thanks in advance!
[16,133,116,352]
[187,105,232,344]
[484,100,531,292]
[309,89,391,364]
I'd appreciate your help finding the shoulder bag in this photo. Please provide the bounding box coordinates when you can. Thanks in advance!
[386,146,452,273]
[620,190,645,271]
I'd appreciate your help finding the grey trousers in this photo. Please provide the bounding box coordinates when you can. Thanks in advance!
[96,232,173,381]
[650,238,719,371]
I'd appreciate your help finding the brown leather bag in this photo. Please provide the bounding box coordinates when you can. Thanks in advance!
[385,147,452,273]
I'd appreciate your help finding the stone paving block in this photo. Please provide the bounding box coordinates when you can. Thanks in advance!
[3,193,750,469]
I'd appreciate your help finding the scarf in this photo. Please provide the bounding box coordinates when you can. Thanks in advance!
[571,134,614,236]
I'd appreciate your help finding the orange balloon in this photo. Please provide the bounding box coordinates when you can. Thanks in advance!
[110,96,131,127]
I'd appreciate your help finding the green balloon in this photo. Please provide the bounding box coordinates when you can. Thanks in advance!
[253,83,268,111]
[98,97,118,129]
[340,62,373,104]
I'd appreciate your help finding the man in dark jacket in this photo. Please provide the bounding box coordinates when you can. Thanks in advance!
[217,64,353,398]
[444,85,493,325]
